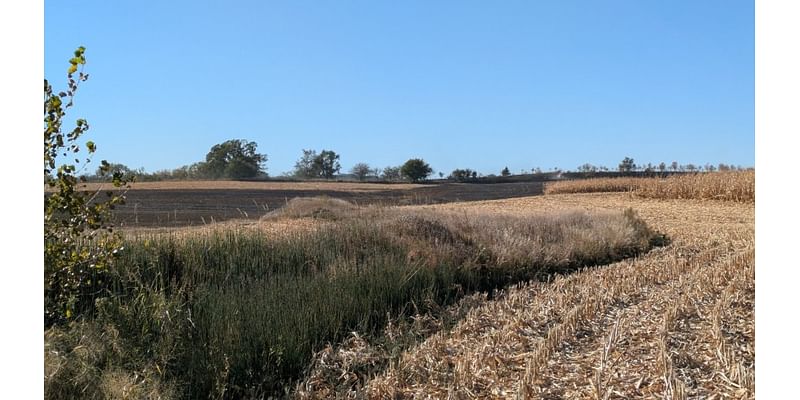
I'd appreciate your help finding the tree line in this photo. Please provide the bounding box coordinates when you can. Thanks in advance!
[87,140,435,183]
[86,139,751,184]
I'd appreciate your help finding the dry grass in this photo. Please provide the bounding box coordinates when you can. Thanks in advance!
[47,194,658,399]
[544,171,754,203]
[297,192,754,399]
[48,187,754,398]
[262,197,658,274]
[261,196,360,220]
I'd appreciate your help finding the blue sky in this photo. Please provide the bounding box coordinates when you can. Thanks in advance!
[45,0,754,176]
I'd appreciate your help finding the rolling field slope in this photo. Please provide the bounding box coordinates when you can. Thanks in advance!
[357,193,754,399]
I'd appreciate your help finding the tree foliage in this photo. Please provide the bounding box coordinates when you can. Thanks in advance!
[200,139,267,179]
[293,149,318,178]
[350,162,371,181]
[618,157,636,172]
[293,149,341,179]
[315,150,341,179]
[449,168,476,182]
[381,166,401,181]
[400,158,432,182]
[501,166,511,177]
[577,163,598,173]
[44,47,128,325]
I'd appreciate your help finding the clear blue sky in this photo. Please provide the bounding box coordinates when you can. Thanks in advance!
[45,0,754,176]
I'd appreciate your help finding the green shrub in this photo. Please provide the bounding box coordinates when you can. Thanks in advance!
[44,47,128,325]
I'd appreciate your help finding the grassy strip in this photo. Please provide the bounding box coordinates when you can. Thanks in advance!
[45,204,658,399]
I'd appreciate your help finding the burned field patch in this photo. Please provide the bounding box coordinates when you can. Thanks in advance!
[106,182,545,228]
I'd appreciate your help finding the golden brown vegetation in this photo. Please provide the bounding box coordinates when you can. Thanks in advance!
[634,170,754,202]
[45,196,657,399]
[296,193,754,399]
[544,171,754,202]
[544,177,643,195]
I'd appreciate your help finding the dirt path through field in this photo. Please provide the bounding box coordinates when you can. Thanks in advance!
[362,193,754,399]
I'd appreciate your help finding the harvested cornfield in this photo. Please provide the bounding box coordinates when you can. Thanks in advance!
[545,171,754,202]
[298,193,754,399]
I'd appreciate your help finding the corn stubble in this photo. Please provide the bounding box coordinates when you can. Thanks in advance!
[355,192,754,399]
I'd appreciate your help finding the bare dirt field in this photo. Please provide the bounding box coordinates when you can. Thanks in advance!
[73,180,426,192]
[356,193,754,399]
[97,181,544,228]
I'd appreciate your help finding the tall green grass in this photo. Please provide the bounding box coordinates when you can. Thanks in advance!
[45,205,659,399]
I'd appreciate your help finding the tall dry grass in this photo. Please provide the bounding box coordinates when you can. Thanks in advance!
[544,171,754,202]
[44,198,659,399]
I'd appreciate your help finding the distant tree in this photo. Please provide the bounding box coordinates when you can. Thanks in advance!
[705,163,716,172]
[201,139,267,179]
[534,167,542,174]
[350,162,371,181]
[501,167,511,177]
[293,149,318,178]
[438,171,444,179]
[293,149,341,179]
[577,163,597,173]
[718,163,730,171]
[381,166,401,181]
[658,162,667,173]
[91,162,138,181]
[401,158,433,182]
[95,162,131,177]
[670,161,679,172]
[472,171,478,179]
[685,164,697,172]
[618,157,636,172]
[449,168,475,182]
[314,150,341,179]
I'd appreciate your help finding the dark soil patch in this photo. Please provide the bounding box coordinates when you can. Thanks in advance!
[109,182,544,228]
